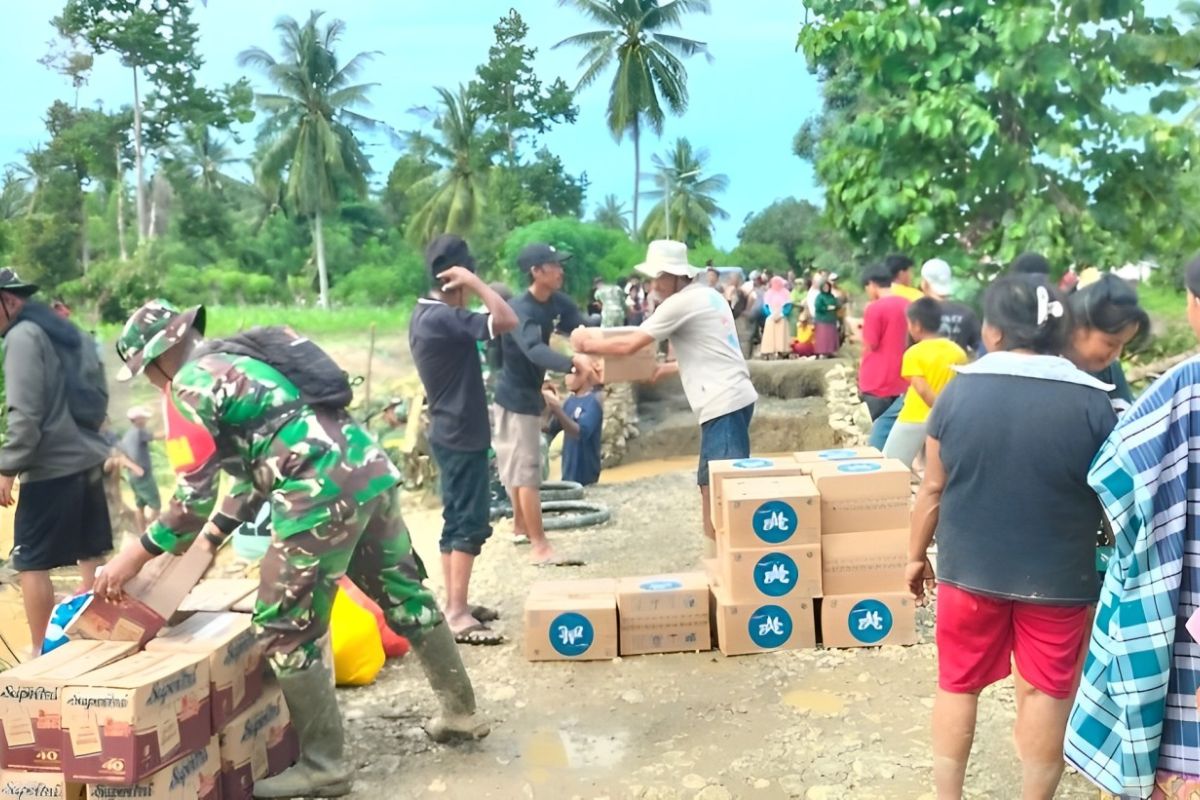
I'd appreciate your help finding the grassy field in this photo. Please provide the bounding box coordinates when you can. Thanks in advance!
[95,303,414,342]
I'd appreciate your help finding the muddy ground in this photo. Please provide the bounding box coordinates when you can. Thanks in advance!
[337,468,1096,800]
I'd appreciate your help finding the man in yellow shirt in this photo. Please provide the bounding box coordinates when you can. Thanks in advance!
[886,254,925,302]
[884,297,968,468]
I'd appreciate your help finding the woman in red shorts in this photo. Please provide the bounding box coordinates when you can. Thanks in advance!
[906,274,1117,799]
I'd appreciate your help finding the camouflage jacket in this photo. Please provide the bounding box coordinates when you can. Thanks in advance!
[144,352,399,554]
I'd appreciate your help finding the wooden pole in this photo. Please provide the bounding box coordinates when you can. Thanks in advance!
[364,323,376,409]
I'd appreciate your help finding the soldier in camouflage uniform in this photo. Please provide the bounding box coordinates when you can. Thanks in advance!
[93,300,488,799]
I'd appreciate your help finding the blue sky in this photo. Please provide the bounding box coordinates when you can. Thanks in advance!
[0,1,822,248]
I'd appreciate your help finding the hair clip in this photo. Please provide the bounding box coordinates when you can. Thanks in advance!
[1036,285,1064,326]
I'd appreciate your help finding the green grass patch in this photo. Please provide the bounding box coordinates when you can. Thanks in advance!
[96,303,413,342]
[1138,283,1187,326]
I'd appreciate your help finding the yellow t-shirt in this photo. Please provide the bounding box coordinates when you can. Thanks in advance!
[891,283,925,302]
[897,337,969,423]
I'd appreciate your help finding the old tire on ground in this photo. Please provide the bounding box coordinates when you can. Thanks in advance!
[540,480,584,502]
[540,500,611,531]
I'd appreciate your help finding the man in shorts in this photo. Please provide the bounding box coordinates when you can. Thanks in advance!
[573,240,758,557]
[120,405,162,532]
[0,268,112,651]
[492,243,597,566]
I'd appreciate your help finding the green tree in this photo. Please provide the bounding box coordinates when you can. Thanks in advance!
[0,169,32,220]
[500,216,643,300]
[555,0,713,233]
[797,0,1200,271]
[470,9,578,165]
[238,11,382,309]
[592,193,631,234]
[168,126,240,195]
[407,86,492,246]
[640,137,727,244]
[738,197,858,272]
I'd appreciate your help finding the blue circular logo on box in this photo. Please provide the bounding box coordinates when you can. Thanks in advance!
[819,449,858,459]
[733,458,774,470]
[752,500,797,544]
[753,553,798,597]
[848,599,893,644]
[639,579,682,591]
[549,612,595,657]
[748,604,793,649]
[837,461,882,474]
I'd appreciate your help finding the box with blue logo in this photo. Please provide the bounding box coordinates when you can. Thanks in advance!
[524,579,618,662]
[793,447,882,469]
[819,592,918,648]
[707,456,807,533]
[720,544,822,602]
[711,583,817,656]
[719,475,820,551]
[806,459,912,535]
[615,573,710,656]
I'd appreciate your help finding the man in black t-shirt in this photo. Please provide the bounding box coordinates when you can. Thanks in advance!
[493,242,597,566]
[410,235,518,645]
[920,258,982,355]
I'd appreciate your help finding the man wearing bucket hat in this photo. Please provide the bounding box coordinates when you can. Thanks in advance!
[95,299,487,798]
[572,241,758,556]
[0,267,113,653]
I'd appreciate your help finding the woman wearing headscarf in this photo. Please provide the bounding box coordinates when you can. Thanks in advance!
[760,276,793,358]
[812,279,841,358]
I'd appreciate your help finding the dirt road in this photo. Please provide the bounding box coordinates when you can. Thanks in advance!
[339,468,1096,800]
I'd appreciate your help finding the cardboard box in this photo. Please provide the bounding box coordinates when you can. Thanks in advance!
[0,769,85,800]
[806,459,911,535]
[219,681,299,800]
[230,589,258,614]
[523,580,618,662]
[146,613,265,730]
[86,737,221,800]
[61,651,212,785]
[615,573,710,656]
[820,592,918,648]
[67,547,214,647]
[720,544,822,602]
[0,641,138,772]
[711,583,816,656]
[720,475,820,550]
[821,529,908,596]
[178,580,260,615]
[579,327,657,383]
[793,447,883,469]
[708,456,806,533]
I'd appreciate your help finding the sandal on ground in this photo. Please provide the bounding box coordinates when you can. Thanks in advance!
[533,556,586,567]
[470,605,501,622]
[453,624,505,646]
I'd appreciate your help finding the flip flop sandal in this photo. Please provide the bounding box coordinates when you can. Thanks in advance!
[533,557,587,567]
[453,624,505,646]
[512,534,531,545]
[470,605,501,623]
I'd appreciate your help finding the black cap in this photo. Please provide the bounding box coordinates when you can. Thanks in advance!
[0,267,39,297]
[425,235,476,278]
[517,242,572,272]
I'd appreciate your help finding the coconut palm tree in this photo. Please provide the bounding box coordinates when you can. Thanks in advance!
[406,86,492,246]
[592,193,630,234]
[555,0,712,232]
[168,126,241,195]
[237,11,382,309]
[0,167,32,220]
[640,137,728,244]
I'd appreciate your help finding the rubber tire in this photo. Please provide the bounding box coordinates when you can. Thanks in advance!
[540,500,611,531]
[540,480,584,502]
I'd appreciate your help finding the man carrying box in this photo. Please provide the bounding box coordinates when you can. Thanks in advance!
[573,240,758,556]
[93,300,488,798]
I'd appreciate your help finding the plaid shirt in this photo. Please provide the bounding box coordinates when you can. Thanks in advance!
[1065,357,1200,798]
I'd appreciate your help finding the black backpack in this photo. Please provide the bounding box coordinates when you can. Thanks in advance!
[14,304,109,432]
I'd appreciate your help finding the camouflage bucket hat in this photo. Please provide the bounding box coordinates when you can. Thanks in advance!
[115,299,206,382]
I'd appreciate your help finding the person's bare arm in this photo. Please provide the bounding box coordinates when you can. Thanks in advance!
[573,329,655,357]
[911,376,936,408]
[542,389,580,438]
[907,435,944,603]
[438,267,518,335]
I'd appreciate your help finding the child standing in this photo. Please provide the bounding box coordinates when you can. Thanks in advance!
[884,298,968,468]
[543,371,605,487]
[119,406,161,533]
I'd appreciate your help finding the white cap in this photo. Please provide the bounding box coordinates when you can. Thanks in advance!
[634,240,699,279]
[127,405,153,421]
[921,258,953,296]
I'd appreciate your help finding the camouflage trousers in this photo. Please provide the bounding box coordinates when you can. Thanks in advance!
[254,487,442,674]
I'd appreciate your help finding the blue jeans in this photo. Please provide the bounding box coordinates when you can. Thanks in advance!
[430,442,493,556]
[697,403,755,486]
[868,396,904,451]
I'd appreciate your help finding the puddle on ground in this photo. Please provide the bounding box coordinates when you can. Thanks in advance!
[783,688,846,715]
[523,726,629,774]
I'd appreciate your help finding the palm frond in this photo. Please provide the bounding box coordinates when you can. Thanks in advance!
[555,0,624,29]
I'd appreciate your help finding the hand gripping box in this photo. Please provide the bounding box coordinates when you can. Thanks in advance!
[821,528,908,596]
[86,736,221,800]
[615,573,711,656]
[0,770,84,800]
[524,579,618,662]
[806,459,911,535]
[719,475,820,551]
[793,447,883,469]
[820,592,918,649]
[711,583,816,656]
[61,651,212,785]
[0,641,137,772]
[708,456,806,534]
[145,612,265,730]
[578,327,657,383]
[719,544,822,603]
[219,681,299,800]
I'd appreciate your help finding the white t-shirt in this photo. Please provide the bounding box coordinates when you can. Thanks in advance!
[640,282,759,423]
